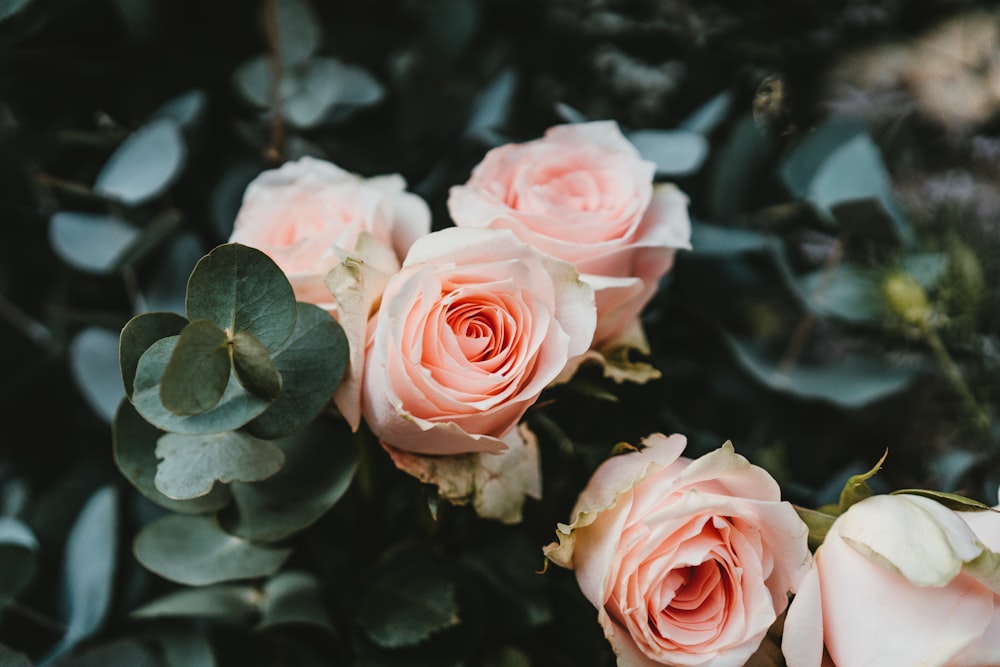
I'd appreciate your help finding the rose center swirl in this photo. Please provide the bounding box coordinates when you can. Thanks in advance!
[445,301,511,363]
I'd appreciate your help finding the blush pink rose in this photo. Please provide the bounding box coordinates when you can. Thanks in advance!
[448,121,691,346]
[229,156,430,311]
[782,491,1000,667]
[360,227,596,456]
[545,435,811,667]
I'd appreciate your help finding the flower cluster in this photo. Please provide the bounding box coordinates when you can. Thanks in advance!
[229,121,691,503]
[133,118,1000,667]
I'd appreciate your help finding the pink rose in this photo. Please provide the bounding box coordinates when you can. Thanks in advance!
[782,491,1000,667]
[545,435,811,667]
[229,156,430,311]
[360,227,596,455]
[448,121,691,346]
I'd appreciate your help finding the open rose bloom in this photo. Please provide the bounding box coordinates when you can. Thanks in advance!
[782,492,1000,667]
[360,227,596,456]
[448,121,691,349]
[230,156,430,427]
[229,156,430,312]
[545,434,811,667]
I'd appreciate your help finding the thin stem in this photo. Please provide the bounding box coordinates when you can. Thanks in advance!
[0,292,52,348]
[923,325,991,433]
[263,0,285,164]
[5,601,67,636]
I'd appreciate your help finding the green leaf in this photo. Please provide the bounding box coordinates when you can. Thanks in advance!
[794,264,882,323]
[357,552,460,649]
[185,244,297,352]
[95,118,187,206]
[221,418,357,542]
[45,486,118,663]
[120,312,189,398]
[134,514,291,586]
[725,335,918,408]
[160,320,231,416]
[48,211,140,275]
[231,331,282,401]
[839,449,887,513]
[132,584,259,622]
[259,570,333,631]
[283,57,384,128]
[627,129,709,177]
[0,518,37,607]
[112,399,232,514]
[689,221,772,257]
[132,337,271,435]
[892,489,995,513]
[779,119,911,245]
[680,91,732,135]
[70,327,125,423]
[153,627,217,667]
[275,0,321,67]
[154,431,285,500]
[246,303,348,440]
[794,506,837,551]
[0,0,31,23]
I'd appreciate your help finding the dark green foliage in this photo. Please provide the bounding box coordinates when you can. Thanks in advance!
[3,0,1000,665]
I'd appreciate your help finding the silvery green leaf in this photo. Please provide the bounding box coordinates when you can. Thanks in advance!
[134,514,291,585]
[49,212,140,275]
[275,0,321,68]
[628,129,709,177]
[70,327,126,423]
[94,118,187,206]
[154,431,285,500]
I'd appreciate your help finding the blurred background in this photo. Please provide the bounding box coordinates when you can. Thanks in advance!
[1,0,1000,665]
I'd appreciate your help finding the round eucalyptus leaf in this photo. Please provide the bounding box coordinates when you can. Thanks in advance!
[245,303,347,440]
[152,89,208,129]
[628,129,709,177]
[70,327,126,423]
[160,320,231,416]
[94,118,187,206]
[221,418,357,542]
[120,312,189,398]
[0,517,38,606]
[259,570,333,631]
[133,337,271,435]
[284,57,384,128]
[185,244,297,352]
[154,431,285,500]
[232,54,270,108]
[113,400,232,514]
[132,584,259,622]
[275,0,321,68]
[232,331,282,401]
[49,211,140,274]
[133,514,292,586]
